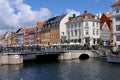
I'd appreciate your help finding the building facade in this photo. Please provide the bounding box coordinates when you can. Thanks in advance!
[41,14,70,45]
[100,13,113,46]
[35,22,44,44]
[66,11,100,45]
[112,0,120,47]
[16,28,25,46]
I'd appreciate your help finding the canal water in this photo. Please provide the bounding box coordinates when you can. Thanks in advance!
[0,58,120,80]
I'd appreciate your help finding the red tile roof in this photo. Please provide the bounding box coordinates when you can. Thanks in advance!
[37,22,44,28]
[79,11,96,20]
[104,13,112,19]
[111,0,120,7]
[66,11,98,24]
[100,13,112,30]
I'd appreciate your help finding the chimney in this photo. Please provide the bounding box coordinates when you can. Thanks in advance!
[84,11,88,13]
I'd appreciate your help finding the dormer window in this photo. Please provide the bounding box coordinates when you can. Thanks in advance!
[116,7,119,13]
[85,16,88,19]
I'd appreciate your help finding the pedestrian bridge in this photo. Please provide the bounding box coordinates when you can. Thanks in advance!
[0,50,100,65]
[21,50,100,60]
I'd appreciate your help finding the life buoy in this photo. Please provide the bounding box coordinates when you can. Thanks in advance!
[15,55,18,58]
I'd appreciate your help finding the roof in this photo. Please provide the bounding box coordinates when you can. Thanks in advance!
[66,11,99,24]
[18,28,26,33]
[100,13,112,30]
[37,22,44,28]
[111,0,120,7]
[42,14,67,30]
[79,11,97,20]
[16,28,22,33]
[54,14,67,23]
[104,13,112,18]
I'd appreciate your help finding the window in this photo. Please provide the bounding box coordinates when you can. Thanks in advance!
[86,30,89,35]
[116,25,120,31]
[85,16,88,19]
[116,7,119,13]
[78,39,81,43]
[85,21,88,27]
[93,22,95,27]
[79,30,81,35]
[116,35,120,41]
[71,30,73,36]
[116,17,120,22]
[96,23,98,27]
[79,22,81,27]
[96,29,99,35]
[67,32,70,38]
[75,23,77,28]
[75,30,77,36]
[93,30,95,35]
[71,24,73,29]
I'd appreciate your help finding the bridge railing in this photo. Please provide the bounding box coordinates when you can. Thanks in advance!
[0,44,101,54]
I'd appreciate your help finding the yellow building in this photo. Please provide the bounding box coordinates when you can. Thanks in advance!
[41,14,69,45]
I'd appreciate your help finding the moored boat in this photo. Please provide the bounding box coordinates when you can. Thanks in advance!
[107,54,120,63]
[106,50,120,63]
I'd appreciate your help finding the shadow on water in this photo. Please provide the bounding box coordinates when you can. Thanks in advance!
[23,54,59,66]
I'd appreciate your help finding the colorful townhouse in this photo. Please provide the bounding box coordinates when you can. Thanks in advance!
[28,27,36,45]
[100,13,113,46]
[35,22,44,45]
[41,14,70,45]
[111,0,120,47]
[66,11,100,45]
[0,35,5,46]
[16,28,25,45]
[3,32,16,46]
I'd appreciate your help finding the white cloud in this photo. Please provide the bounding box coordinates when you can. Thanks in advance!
[95,0,99,2]
[0,0,51,35]
[66,9,80,16]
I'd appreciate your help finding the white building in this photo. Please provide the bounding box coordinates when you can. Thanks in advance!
[111,0,120,47]
[66,11,100,45]
[100,13,113,46]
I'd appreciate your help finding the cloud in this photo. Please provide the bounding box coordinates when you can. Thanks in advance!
[95,0,99,2]
[0,0,51,35]
[66,9,80,16]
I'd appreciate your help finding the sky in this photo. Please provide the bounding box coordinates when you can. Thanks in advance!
[0,0,117,35]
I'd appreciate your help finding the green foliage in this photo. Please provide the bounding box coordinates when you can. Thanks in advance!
[64,39,71,43]
[68,17,73,21]
[85,37,91,44]
[73,14,76,18]
[97,38,103,45]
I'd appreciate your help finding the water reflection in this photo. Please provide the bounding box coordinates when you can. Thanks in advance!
[0,64,23,80]
[0,58,120,80]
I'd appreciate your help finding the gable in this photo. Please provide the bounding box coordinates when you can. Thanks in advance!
[102,22,109,30]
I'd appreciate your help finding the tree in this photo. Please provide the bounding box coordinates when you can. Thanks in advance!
[97,37,103,45]
[85,37,91,44]
[64,39,70,43]
[73,14,76,18]
[68,17,73,21]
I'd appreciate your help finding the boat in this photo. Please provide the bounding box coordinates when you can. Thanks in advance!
[106,50,120,63]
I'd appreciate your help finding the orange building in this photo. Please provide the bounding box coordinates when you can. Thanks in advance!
[35,22,44,45]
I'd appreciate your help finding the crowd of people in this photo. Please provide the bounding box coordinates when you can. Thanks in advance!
[0,44,97,53]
